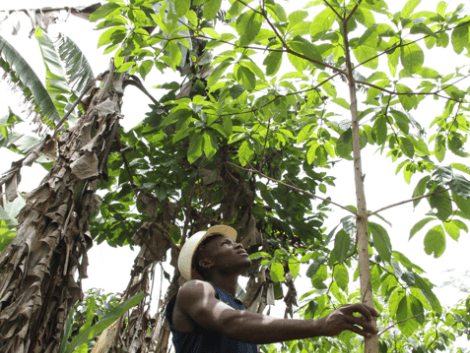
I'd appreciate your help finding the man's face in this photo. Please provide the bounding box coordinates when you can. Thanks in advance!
[198,235,252,275]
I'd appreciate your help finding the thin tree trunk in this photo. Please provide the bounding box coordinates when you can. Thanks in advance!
[343,22,378,353]
[0,59,125,353]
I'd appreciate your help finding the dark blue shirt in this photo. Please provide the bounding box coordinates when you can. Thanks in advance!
[165,281,259,353]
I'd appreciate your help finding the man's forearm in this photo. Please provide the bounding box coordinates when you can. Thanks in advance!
[224,309,324,345]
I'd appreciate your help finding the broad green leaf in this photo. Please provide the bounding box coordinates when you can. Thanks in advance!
[289,36,323,63]
[449,173,470,199]
[409,217,435,240]
[207,59,233,87]
[159,108,191,128]
[373,116,387,145]
[270,262,285,282]
[229,85,245,99]
[396,84,417,111]
[288,11,309,32]
[429,189,452,221]
[236,65,256,92]
[65,292,145,353]
[203,0,222,20]
[333,229,350,264]
[390,110,410,134]
[453,191,470,216]
[35,28,70,108]
[334,264,349,291]
[402,0,421,17]
[369,222,392,263]
[238,140,254,166]
[310,7,336,42]
[236,11,262,46]
[443,220,460,241]
[389,288,406,318]
[306,257,325,277]
[288,256,300,280]
[0,221,16,253]
[424,225,446,258]
[307,141,319,165]
[353,46,378,69]
[399,136,415,158]
[336,128,353,159]
[174,0,191,17]
[434,134,446,162]
[396,295,419,336]
[97,26,127,48]
[203,132,217,160]
[387,38,400,77]
[0,36,61,123]
[89,2,122,22]
[451,23,469,54]
[187,133,204,164]
[414,274,442,314]
[263,51,283,76]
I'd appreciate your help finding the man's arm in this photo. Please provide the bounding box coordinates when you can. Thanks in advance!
[177,280,379,345]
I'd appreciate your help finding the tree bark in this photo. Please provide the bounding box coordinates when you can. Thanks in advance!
[0,59,124,353]
[343,22,378,353]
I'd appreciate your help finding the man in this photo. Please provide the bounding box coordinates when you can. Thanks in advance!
[165,225,379,353]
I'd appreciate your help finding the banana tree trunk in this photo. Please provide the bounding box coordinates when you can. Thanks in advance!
[343,22,378,352]
[0,60,125,353]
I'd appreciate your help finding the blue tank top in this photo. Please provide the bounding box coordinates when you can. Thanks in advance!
[165,281,259,353]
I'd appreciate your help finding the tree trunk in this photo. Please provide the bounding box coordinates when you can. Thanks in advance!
[0,60,125,353]
[343,22,378,353]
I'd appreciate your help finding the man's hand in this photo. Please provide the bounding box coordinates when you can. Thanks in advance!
[315,303,380,338]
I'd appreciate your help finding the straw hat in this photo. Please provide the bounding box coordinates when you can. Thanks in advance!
[178,225,238,281]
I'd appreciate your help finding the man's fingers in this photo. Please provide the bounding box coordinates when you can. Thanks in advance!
[344,323,369,337]
[346,315,378,334]
[345,303,379,321]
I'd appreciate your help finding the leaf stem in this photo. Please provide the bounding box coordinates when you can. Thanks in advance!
[368,188,450,217]
[322,0,344,20]
[226,161,358,216]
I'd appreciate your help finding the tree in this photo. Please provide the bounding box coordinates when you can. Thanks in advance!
[1,0,470,352]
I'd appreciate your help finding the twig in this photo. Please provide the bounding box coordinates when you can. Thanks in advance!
[181,178,195,246]
[382,93,399,142]
[378,312,425,336]
[345,0,363,23]
[226,161,358,216]
[323,0,343,20]
[368,188,450,216]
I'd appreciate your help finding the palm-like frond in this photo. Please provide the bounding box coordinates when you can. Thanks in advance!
[56,33,94,95]
[0,35,61,125]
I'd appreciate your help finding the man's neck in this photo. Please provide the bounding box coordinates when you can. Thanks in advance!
[207,274,239,298]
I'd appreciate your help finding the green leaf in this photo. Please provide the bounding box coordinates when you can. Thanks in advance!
[187,134,203,164]
[65,292,145,353]
[310,7,336,42]
[353,46,378,69]
[409,217,435,240]
[270,262,285,282]
[453,191,470,216]
[288,10,309,32]
[333,229,350,265]
[336,128,353,159]
[373,116,387,145]
[306,141,319,165]
[58,305,75,353]
[443,220,460,241]
[207,58,233,87]
[97,26,127,48]
[390,110,410,134]
[451,23,469,54]
[288,256,300,280]
[399,137,415,158]
[434,134,446,162]
[229,85,245,99]
[174,0,191,17]
[424,225,446,258]
[402,0,421,17]
[396,84,417,111]
[236,65,256,92]
[236,10,262,46]
[159,108,191,128]
[369,222,392,263]
[430,189,452,221]
[289,36,323,63]
[414,274,442,314]
[238,140,254,166]
[449,173,470,199]
[89,3,122,22]
[203,0,222,20]
[203,132,217,160]
[0,36,61,123]
[263,51,283,76]
[334,264,349,291]
[306,257,325,277]
[396,295,419,336]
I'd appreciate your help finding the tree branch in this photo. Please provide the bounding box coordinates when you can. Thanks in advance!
[345,0,363,23]
[226,161,358,216]
[378,312,425,336]
[368,188,450,216]
[323,0,343,20]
